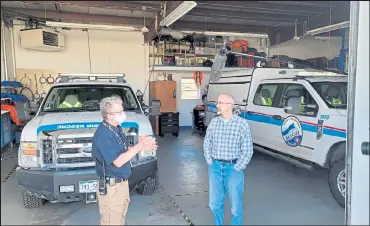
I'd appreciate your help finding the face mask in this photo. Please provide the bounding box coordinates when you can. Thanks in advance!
[114,112,126,124]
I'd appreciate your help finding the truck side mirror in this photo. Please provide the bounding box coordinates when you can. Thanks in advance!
[136,90,144,103]
[284,96,301,114]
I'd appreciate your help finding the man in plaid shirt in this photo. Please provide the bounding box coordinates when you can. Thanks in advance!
[204,93,253,225]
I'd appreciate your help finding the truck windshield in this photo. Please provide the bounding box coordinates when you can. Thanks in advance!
[40,85,140,113]
[311,82,347,109]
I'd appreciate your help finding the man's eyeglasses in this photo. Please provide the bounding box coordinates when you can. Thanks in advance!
[108,110,123,115]
[216,101,232,105]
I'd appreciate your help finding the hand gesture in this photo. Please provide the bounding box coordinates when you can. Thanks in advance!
[138,136,158,152]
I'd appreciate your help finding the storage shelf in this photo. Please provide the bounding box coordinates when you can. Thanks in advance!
[150,65,253,72]
[149,53,215,58]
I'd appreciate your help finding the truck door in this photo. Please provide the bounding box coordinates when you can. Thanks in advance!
[346,1,369,225]
[269,82,319,161]
[245,82,283,149]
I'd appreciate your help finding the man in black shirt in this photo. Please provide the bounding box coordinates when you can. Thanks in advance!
[92,96,157,225]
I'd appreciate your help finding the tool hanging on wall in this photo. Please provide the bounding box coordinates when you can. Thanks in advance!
[39,74,47,84]
[193,71,203,87]
[40,83,47,98]
[46,74,55,84]
[19,73,32,88]
[33,74,40,101]
[19,86,34,101]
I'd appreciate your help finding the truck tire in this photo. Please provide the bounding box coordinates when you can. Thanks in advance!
[136,173,159,195]
[23,191,45,208]
[328,159,345,208]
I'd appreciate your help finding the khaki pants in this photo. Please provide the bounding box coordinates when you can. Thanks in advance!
[96,180,130,225]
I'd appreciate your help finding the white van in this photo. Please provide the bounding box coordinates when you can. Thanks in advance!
[205,68,347,207]
[16,74,158,208]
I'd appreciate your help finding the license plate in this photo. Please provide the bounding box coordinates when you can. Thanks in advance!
[79,180,98,193]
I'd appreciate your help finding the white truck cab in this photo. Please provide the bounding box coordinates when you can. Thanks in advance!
[205,68,347,207]
[16,74,159,208]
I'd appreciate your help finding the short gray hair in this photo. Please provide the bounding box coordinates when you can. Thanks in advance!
[219,93,235,105]
[100,96,123,119]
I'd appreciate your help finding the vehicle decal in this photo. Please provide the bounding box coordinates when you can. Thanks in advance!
[206,103,346,138]
[320,114,330,120]
[281,116,303,147]
[37,122,139,135]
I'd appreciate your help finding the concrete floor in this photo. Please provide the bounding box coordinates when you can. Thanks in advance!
[1,128,344,225]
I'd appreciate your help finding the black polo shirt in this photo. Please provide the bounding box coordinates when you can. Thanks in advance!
[92,121,131,179]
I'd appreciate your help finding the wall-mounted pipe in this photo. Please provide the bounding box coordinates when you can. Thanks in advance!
[10,27,17,81]
[1,20,9,81]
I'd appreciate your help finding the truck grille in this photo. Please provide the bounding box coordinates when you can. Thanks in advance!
[41,133,137,167]
[57,157,94,164]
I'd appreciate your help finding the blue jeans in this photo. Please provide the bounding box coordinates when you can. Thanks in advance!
[208,160,244,225]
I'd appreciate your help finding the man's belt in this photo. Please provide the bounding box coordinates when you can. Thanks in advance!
[105,177,128,184]
[213,158,238,164]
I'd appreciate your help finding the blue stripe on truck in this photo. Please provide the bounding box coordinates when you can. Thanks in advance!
[207,103,346,138]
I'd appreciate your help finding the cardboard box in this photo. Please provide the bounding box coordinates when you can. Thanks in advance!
[266,61,280,68]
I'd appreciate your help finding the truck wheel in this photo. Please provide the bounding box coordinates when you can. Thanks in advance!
[23,191,45,208]
[136,173,159,195]
[328,159,345,208]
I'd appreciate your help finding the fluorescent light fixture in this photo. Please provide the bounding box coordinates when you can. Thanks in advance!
[182,30,269,39]
[160,1,197,27]
[306,21,349,36]
[45,21,135,31]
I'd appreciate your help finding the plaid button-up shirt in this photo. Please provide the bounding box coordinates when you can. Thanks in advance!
[204,114,253,171]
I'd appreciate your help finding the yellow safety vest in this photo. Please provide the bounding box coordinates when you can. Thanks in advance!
[261,97,272,106]
[59,101,82,108]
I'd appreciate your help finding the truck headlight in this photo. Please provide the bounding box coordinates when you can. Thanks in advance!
[19,142,38,167]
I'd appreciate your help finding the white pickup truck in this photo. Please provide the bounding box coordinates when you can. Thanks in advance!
[16,74,158,208]
[205,68,347,207]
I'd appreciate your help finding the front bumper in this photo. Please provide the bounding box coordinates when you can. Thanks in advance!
[16,158,158,203]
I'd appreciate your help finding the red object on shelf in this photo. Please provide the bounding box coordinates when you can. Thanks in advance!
[247,52,255,67]
[232,40,248,52]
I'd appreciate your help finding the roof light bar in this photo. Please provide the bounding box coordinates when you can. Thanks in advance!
[59,73,126,77]
[296,71,343,76]
[46,21,135,31]
[306,21,349,36]
[160,1,197,27]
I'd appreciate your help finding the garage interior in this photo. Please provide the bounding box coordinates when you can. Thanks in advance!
[0,1,354,225]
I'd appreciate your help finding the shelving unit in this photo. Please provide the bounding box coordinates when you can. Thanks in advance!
[150,65,252,72]
[148,40,242,69]
[147,39,255,79]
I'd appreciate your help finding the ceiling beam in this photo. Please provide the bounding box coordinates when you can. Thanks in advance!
[12,1,161,12]
[194,1,328,16]
[187,7,299,23]
[268,1,350,45]
[171,21,270,34]
[260,1,333,8]
[3,7,146,27]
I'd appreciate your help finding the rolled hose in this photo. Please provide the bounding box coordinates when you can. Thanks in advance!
[19,86,35,101]
[47,75,55,84]
[39,76,47,84]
